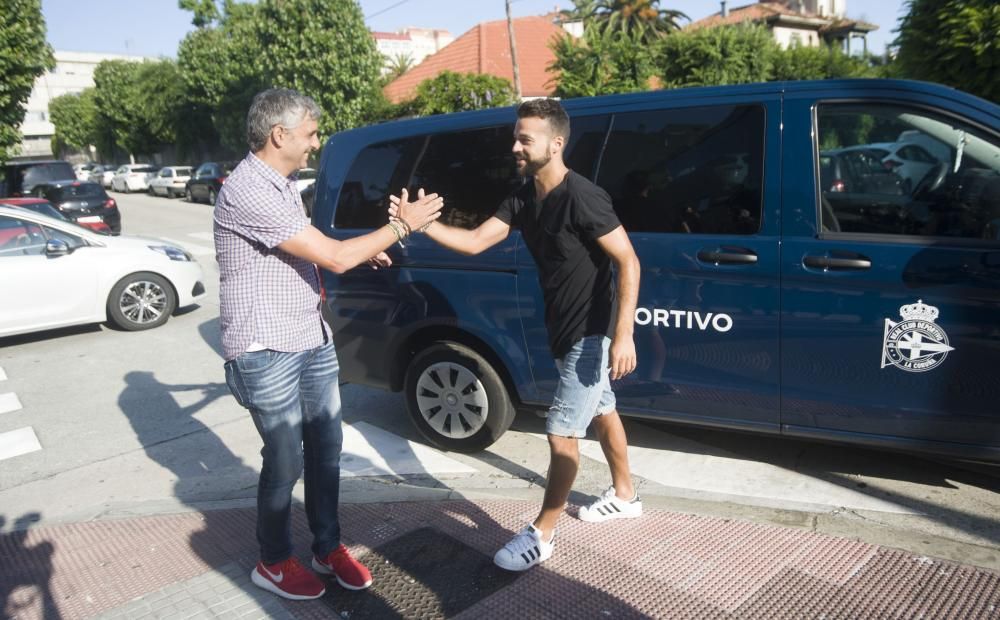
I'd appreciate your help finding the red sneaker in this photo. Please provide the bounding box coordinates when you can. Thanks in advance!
[312,544,373,590]
[250,557,326,600]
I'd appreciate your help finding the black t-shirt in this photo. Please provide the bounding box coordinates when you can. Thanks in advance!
[494,170,621,358]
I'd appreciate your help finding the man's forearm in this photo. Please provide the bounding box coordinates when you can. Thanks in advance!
[424,221,487,255]
[613,254,641,339]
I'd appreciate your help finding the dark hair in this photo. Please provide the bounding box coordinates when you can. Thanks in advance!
[516,98,570,141]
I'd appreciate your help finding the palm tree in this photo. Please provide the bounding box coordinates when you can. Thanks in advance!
[562,0,688,44]
[385,53,416,81]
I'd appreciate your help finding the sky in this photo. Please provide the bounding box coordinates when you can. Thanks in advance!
[41,0,907,59]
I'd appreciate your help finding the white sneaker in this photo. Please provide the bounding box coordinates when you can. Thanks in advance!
[578,486,642,522]
[493,524,554,571]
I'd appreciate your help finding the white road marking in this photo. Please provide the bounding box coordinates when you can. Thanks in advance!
[0,392,23,415]
[340,421,476,478]
[160,237,215,256]
[530,432,915,515]
[0,427,42,461]
[0,367,6,381]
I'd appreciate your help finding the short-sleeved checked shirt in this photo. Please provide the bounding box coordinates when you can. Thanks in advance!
[214,152,328,361]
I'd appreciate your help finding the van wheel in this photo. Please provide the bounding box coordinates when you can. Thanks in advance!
[404,342,515,453]
[107,272,176,331]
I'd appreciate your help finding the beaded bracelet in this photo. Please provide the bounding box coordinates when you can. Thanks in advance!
[386,221,406,248]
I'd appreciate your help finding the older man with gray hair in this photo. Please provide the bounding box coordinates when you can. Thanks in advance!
[214,88,442,601]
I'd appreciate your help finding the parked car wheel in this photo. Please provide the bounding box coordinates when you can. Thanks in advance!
[403,342,515,453]
[106,272,177,331]
[208,188,217,206]
[185,188,195,203]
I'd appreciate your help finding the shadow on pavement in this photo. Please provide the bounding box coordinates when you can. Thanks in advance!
[0,513,61,620]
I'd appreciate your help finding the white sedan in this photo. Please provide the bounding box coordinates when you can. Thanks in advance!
[149,166,194,198]
[110,164,159,193]
[0,205,207,337]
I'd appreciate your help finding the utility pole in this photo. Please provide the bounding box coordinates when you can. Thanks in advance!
[505,0,522,99]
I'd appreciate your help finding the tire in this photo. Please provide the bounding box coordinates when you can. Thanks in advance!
[106,272,176,331]
[185,188,195,203]
[208,188,217,206]
[403,342,515,453]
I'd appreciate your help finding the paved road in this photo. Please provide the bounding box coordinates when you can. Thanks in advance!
[1,189,998,571]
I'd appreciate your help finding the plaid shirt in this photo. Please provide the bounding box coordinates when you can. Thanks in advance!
[214,152,328,361]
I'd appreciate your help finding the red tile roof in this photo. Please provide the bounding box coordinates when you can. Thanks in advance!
[383,15,567,104]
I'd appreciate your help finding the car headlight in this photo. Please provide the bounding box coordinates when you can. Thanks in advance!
[149,245,194,261]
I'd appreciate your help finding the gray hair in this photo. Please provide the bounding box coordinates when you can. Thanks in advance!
[246,88,322,152]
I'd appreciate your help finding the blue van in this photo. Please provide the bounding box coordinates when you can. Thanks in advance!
[312,79,1000,461]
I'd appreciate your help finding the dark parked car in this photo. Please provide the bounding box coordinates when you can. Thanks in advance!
[32,180,121,234]
[185,161,236,205]
[2,160,76,196]
[0,197,112,234]
[313,78,1000,462]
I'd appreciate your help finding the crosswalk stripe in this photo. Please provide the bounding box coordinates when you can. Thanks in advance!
[0,392,22,415]
[0,427,41,461]
[0,367,6,381]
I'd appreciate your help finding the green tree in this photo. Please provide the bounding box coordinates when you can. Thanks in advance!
[253,0,383,136]
[49,90,98,151]
[894,0,1000,103]
[177,2,265,153]
[549,28,655,97]
[772,45,881,81]
[408,71,517,116]
[655,23,779,88]
[563,0,687,45]
[384,53,416,82]
[0,0,55,163]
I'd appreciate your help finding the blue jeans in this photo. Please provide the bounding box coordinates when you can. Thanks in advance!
[224,342,343,564]
[547,335,617,438]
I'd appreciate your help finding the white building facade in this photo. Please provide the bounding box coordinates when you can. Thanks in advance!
[372,27,454,75]
[16,50,151,161]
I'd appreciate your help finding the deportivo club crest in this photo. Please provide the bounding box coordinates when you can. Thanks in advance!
[881,300,954,372]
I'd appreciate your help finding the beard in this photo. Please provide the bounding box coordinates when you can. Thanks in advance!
[516,151,551,177]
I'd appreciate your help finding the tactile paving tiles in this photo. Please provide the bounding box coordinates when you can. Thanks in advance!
[3,499,1000,620]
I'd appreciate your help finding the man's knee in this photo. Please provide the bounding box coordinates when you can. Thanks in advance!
[547,434,579,458]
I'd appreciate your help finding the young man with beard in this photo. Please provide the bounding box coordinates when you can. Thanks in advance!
[390,98,642,571]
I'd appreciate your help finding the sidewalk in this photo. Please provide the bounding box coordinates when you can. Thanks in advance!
[3,498,999,619]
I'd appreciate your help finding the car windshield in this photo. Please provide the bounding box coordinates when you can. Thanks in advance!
[22,163,76,187]
[50,183,106,200]
[16,201,66,220]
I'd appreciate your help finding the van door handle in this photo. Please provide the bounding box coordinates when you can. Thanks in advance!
[697,247,758,265]
[803,254,872,271]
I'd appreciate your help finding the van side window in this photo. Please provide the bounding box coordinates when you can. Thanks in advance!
[595,105,765,235]
[816,104,1000,241]
[334,138,421,229]
[564,115,612,181]
[408,126,521,230]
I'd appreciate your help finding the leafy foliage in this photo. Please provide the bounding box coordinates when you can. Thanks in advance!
[549,28,656,98]
[253,0,383,136]
[562,0,687,45]
[771,45,881,81]
[49,90,98,150]
[894,0,1000,103]
[655,23,779,88]
[409,71,517,116]
[0,0,55,163]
